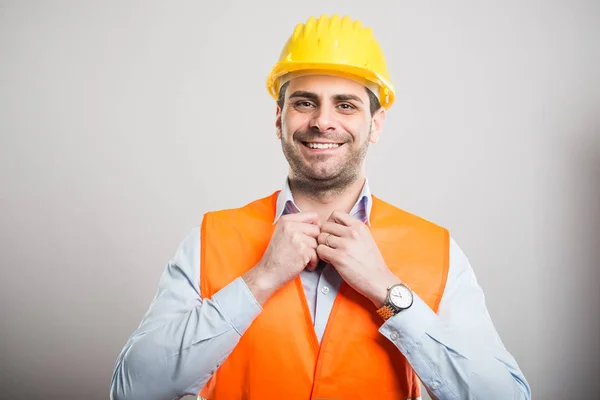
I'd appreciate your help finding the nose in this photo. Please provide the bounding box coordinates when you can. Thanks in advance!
[309,106,336,133]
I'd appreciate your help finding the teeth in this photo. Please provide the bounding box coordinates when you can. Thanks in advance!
[306,143,341,149]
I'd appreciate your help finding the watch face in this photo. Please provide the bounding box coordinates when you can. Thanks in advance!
[389,285,413,309]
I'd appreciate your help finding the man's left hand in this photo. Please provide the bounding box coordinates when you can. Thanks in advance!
[316,211,401,308]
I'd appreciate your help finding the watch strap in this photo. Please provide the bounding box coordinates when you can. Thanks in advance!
[376,282,413,321]
[376,304,396,320]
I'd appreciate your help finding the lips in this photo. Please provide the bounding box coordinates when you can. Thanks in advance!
[302,142,343,149]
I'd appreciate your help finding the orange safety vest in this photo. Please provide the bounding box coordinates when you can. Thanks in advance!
[199,191,449,400]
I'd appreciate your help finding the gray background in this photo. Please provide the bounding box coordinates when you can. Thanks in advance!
[1,1,599,399]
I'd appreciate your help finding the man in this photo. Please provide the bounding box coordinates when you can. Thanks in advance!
[111,14,531,400]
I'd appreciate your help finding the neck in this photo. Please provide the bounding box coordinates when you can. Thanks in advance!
[288,174,367,225]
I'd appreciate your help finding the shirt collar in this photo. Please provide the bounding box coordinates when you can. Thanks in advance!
[274,177,373,226]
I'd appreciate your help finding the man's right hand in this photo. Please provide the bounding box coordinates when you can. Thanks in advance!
[242,212,321,305]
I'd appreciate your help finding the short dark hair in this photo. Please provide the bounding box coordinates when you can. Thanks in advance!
[276,80,382,116]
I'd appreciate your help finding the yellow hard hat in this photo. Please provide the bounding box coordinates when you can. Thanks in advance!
[266,14,395,109]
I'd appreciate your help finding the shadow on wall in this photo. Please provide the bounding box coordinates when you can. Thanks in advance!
[556,124,600,396]
[573,128,600,391]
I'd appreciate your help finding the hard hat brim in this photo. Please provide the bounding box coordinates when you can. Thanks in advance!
[266,61,395,109]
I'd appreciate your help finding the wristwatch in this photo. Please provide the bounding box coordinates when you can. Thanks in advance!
[376,283,414,320]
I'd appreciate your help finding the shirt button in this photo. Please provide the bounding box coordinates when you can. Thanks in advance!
[321,286,330,294]
[390,331,399,340]
[430,381,440,390]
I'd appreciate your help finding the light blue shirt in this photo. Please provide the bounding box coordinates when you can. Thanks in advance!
[110,178,531,400]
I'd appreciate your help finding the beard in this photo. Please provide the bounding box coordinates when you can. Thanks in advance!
[280,126,370,197]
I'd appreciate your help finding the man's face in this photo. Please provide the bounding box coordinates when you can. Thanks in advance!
[276,74,384,193]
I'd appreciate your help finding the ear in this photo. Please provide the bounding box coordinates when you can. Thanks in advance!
[275,104,282,139]
[369,106,386,144]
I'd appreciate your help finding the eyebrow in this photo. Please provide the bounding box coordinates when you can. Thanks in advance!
[333,94,363,104]
[288,91,364,104]
[289,91,319,101]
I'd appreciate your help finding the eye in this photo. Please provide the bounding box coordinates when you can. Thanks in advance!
[294,101,315,109]
[337,103,356,111]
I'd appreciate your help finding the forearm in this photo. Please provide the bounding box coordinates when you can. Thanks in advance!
[110,277,262,400]
[379,297,531,400]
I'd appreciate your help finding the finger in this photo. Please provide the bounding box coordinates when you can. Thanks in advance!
[321,221,349,237]
[284,220,321,238]
[294,222,321,238]
[282,212,321,227]
[327,210,355,227]
[291,232,318,255]
[302,235,318,249]
[317,232,339,249]
[305,250,320,271]
[316,244,336,266]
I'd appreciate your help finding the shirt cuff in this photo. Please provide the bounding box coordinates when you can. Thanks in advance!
[212,277,263,336]
[378,293,437,354]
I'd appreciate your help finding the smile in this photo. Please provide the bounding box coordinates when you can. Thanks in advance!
[302,142,343,149]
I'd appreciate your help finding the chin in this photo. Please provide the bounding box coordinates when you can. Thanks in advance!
[305,167,339,180]
[308,169,351,183]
